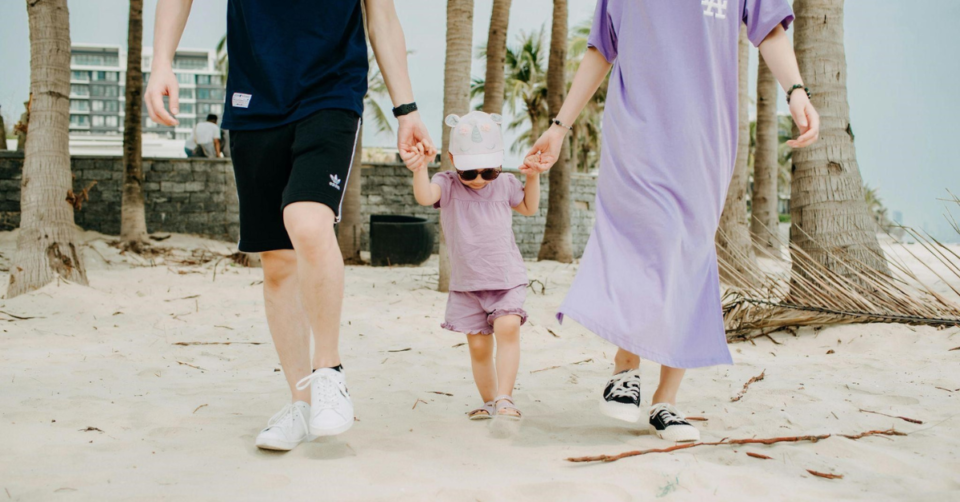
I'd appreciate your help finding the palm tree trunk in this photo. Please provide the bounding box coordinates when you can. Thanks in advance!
[0,113,6,151]
[715,26,757,287]
[751,55,780,256]
[791,0,888,281]
[338,127,364,264]
[438,0,474,292]
[482,0,511,114]
[538,0,572,263]
[9,0,88,298]
[121,0,147,249]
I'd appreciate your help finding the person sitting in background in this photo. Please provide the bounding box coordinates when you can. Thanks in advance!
[185,114,221,158]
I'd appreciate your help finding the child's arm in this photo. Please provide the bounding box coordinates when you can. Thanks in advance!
[757,25,820,149]
[512,169,540,216]
[412,164,441,207]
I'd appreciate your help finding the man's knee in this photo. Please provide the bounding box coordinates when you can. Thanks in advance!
[283,203,337,254]
[261,250,297,288]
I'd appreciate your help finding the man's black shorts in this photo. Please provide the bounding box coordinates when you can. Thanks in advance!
[229,109,361,253]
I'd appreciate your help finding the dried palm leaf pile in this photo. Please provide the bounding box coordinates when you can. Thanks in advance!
[719,222,960,342]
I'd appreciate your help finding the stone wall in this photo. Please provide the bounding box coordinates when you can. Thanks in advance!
[0,152,239,242]
[0,154,597,258]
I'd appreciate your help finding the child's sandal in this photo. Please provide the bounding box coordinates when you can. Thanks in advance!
[467,401,495,420]
[494,395,522,420]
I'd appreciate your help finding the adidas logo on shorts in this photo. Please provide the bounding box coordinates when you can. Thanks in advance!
[329,174,342,191]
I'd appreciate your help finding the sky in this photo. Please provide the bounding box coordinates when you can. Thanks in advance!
[0,0,957,242]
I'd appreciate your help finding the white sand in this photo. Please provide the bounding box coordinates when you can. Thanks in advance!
[0,230,958,501]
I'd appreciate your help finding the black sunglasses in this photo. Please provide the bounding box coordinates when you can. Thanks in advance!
[457,168,501,181]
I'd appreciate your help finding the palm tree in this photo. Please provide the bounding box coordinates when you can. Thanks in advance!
[9,0,89,297]
[121,0,147,250]
[538,0,573,263]
[438,0,475,292]
[215,35,228,80]
[791,0,888,280]
[716,26,758,287]
[481,0,512,114]
[471,29,548,153]
[338,51,393,264]
[751,55,780,255]
[0,108,6,151]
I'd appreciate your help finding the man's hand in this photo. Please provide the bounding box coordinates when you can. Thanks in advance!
[522,125,567,173]
[144,67,180,126]
[787,92,820,149]
[397,111,436,168]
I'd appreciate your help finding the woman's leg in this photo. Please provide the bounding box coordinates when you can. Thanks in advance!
[651,365,686,405]
[467,334,497,403]
[613,348,640,374]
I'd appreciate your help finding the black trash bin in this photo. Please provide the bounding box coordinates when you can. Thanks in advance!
[369,215,434,267]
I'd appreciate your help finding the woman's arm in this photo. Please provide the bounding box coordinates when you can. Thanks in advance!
[513,171,540,216]
[757,25,820,148]
[523,48,612,172]
[144,0,194,126]
[365,0,437,165]
[412,166,442,207]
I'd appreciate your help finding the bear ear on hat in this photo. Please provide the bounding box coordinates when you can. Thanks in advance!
[445,114,461,127]
[489,113,503,125]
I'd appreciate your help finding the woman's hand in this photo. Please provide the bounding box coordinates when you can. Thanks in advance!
[522,125,567,172]
[787,91,820,149]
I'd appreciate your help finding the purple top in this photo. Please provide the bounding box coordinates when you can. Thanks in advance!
[556,0,793,369]
[432,171,528,292]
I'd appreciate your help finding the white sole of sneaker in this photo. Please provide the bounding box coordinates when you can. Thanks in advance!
[309,419,353,437]
[654,426,700,443]
[255,438,301,451]
[599,398,643,423]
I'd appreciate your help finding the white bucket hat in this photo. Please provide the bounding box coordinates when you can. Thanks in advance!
[445,111,504,170]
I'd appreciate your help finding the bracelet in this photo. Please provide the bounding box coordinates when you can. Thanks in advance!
[551,118,573,131]
[786,84,811,104]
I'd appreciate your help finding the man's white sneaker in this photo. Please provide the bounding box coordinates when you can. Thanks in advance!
[296,368,354,436]
[255,401,313,451]
[649,403,700,442]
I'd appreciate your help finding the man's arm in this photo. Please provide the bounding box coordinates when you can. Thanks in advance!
[144,0,194,126]
[364,0,437,167]
[213,138,222,157]
[758,25,820,148]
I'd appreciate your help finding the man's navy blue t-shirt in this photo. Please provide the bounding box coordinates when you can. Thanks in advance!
[221,0,368,131]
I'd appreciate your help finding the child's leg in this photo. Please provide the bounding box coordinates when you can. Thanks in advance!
[492,315,522,398]
[467,334,497,403]
[613,348,640,374]
[651,365,685,405]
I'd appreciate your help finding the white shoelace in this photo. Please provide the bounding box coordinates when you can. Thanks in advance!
[296,372,345,411]
[608,372,641,400]
[650,403,689,426]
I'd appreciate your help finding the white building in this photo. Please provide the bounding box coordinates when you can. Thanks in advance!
[68,44,225,157]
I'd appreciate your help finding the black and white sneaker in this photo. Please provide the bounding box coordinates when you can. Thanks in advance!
[599,370,643,423]
[649,403,700,442]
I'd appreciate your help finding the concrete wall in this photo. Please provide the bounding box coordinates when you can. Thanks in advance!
[0,154,598,258]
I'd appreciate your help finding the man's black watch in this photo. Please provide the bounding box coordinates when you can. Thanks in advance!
[392,102,418,118]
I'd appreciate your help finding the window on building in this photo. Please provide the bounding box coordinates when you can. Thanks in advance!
[179,88,194,99]
[70,115,90,127]
[71,71,90,81]
[91,100,120,112]
[196,74,210,85]
[91,115,104,127]
[72,53,119,67]
[70,84,90,96]
[196,88,224,100]
[91,85,119,98]
[105,116,119,127]
[179,103,194,114]
[173,56,208,70]
[70,100,90,112]
[176,73,194,84]
[179,117,196,128]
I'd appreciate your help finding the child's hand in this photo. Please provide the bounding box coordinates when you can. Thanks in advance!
[521,152,550,174]
[400,142,428,173]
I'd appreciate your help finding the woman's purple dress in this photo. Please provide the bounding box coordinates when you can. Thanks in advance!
[557,0,794,368]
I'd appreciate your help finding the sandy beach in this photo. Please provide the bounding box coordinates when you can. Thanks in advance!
[1,230,958,501]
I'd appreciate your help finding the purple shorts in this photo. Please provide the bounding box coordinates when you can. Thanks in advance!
[442,285,528,335]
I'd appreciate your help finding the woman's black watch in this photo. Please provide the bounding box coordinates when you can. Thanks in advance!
[392,102,418,118]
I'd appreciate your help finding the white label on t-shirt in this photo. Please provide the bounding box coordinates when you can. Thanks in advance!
[232,93,252,108]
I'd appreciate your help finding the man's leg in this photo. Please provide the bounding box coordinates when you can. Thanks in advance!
[260,250,311,403]
[282,202,343,369]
